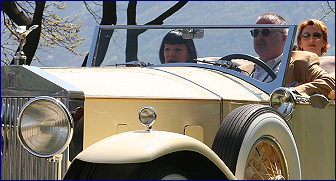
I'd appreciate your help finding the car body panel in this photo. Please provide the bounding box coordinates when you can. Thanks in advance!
[288,104,335,179]
[42,66,269,149]
[83,98,221,148]
[43,67,269,101]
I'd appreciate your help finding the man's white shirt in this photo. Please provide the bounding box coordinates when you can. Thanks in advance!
[251,54,283,82]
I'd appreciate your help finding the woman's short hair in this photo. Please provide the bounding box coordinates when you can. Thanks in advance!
[297,19,330,56]
[159,30,197,64]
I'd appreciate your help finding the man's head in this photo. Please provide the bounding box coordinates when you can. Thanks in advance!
[253,13,288,61]
[159,30,197,64]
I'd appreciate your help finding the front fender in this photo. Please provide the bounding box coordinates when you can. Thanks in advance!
[75,130,236,180]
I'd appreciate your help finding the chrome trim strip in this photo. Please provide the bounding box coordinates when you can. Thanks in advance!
[87,26,100,67]
[97,24,292,29]
[282,25,297,87]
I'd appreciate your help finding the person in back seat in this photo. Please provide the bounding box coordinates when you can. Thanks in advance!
[297,19,330,57]
[297,19,334,78]
[244,13,335,99]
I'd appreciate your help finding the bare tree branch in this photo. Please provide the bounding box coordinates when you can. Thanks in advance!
[125,1,188,62]
[320,1,335,20]
[83,1,117,66]
[1,1,32,26]
[101,1,117,25]
[127,1,137,25]
[327,1,335,13]
[83,1,101,24]
[146,1,188,25]
[2,12,21,40]
[16,1,34,18]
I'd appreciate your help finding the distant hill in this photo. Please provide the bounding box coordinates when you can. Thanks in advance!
[26,1,334,67]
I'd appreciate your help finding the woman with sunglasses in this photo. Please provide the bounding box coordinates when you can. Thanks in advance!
[297,19,334,78]
[297,19,330,56]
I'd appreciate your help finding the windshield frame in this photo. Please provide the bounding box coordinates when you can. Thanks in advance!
[87,25,297,95]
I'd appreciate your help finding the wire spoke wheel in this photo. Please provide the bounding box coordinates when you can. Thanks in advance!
[244,137,287,180]
[212,104,301,180]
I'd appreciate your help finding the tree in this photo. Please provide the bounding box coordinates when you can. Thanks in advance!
[319,1,335,21]
[1,1,85,65]
[81,1,117,67]
[1,1,45,65]
[125,1,188,63]
[82,1,188,66]
[2,1,187,66]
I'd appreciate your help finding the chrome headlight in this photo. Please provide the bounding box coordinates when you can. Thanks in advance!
[138,106,157,131]
[17,96,73,158]
[270,87,296,117]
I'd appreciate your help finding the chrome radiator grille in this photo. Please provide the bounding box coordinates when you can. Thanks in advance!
[1,97,70,180]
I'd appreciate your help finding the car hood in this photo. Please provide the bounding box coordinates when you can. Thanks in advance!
[43,66,268,102]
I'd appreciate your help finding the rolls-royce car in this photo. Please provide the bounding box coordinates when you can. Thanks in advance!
[1,25,334,180]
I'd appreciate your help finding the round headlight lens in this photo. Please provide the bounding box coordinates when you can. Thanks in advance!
[270,88,296,117]
[17,96,73,158]
[138,106,157,129]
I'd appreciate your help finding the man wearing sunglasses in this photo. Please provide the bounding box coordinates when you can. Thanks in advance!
[250,13,288,82]
[247,13,335,99]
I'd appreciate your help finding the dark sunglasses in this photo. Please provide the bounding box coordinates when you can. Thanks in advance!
[250,28,283,38]
[250,29,271,37]
[301,32,323,39]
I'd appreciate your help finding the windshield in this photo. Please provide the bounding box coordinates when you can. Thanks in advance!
[98,28,261,66]
[87,25,296,94]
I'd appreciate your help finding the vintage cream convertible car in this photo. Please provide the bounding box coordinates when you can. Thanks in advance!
[1,25,334,180]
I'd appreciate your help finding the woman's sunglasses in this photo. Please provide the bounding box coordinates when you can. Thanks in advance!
[250,29,283,38]
[301,32,323,39]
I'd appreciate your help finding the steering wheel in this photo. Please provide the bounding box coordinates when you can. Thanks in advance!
[220,54,277,80]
